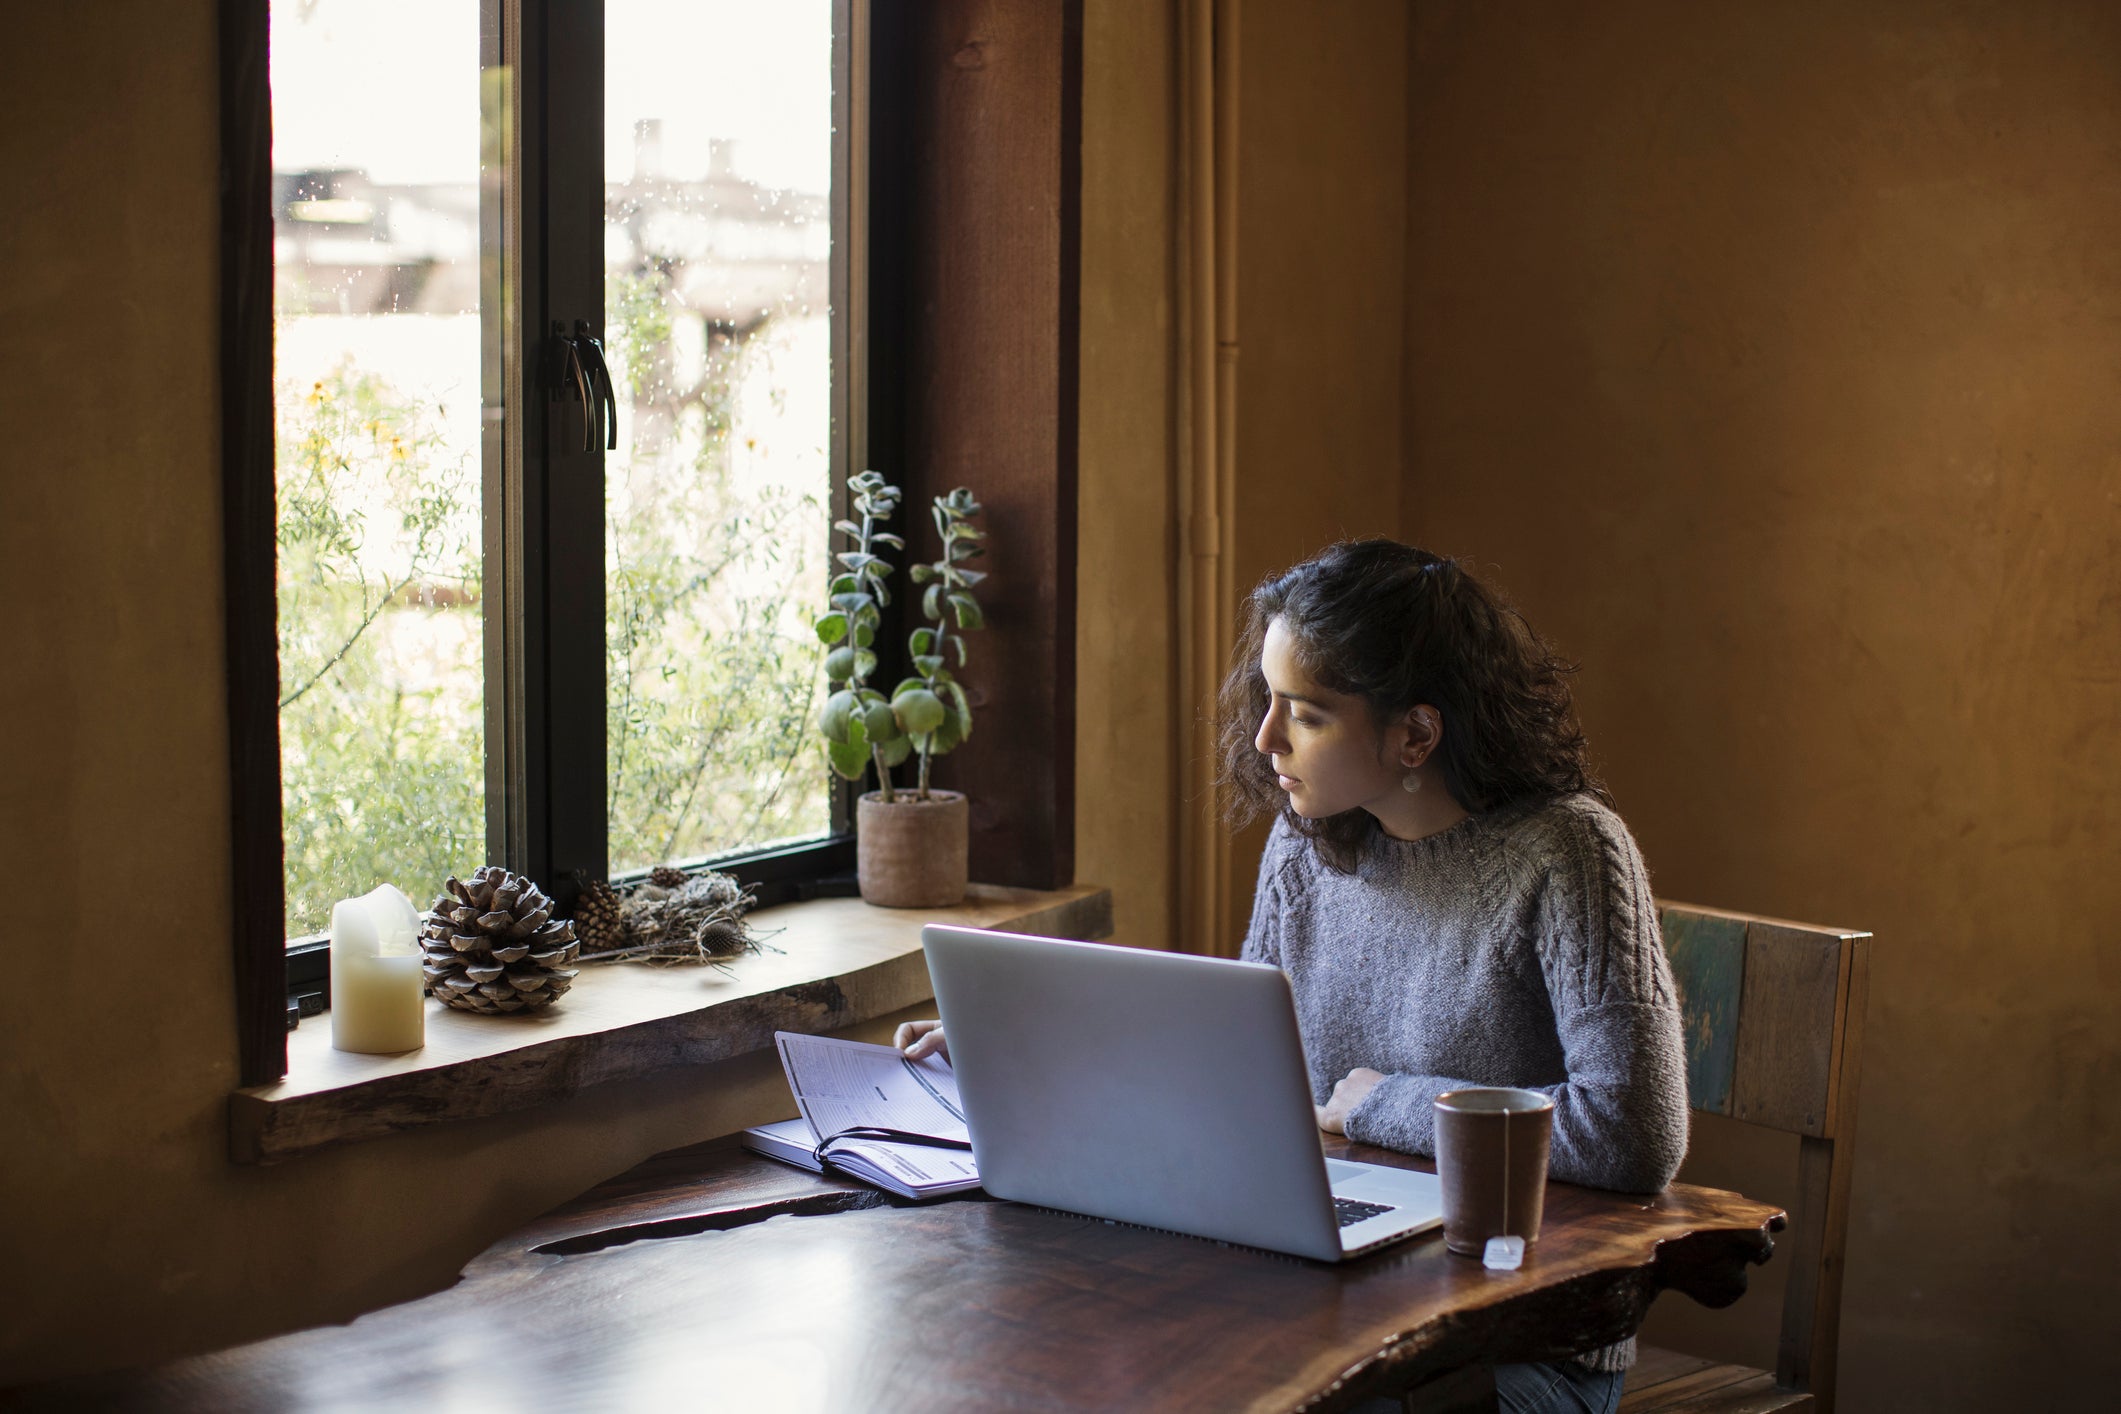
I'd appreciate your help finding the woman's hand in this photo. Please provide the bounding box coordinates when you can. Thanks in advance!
[1314,1067,1385,1134]
[894,1018,949,1062]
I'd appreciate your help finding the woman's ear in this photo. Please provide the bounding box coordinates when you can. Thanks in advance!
[1399,705,1443,768]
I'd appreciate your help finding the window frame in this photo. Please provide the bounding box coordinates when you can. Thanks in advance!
[499,0,863,902]
[224,0,1082,1089]
[224,0,864,1081]
[220,0,287,1083]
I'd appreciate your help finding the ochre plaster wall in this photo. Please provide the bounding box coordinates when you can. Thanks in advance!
[0,0,1069,1385]
[1225,0,1409,943]
[1404,2,2121,1405]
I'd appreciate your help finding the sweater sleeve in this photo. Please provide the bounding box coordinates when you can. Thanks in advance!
[1345,803,1690,1193]
[1527,806,1689,1190]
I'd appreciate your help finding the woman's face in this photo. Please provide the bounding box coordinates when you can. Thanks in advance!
[1253,617,1406,821]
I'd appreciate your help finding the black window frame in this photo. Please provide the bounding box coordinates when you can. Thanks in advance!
[223,0,866,1080]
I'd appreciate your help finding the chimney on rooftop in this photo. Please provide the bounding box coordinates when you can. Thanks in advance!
[633,119,663,181]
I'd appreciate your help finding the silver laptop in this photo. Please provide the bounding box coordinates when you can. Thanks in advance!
[921,925,1445,1262]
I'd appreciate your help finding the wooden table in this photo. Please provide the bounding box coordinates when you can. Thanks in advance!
[13,1136,1783,1412]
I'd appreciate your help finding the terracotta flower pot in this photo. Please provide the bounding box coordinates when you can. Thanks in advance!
[856,790,969,908]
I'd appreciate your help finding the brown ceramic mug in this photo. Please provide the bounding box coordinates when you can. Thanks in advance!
[1433,1087,1555,1259]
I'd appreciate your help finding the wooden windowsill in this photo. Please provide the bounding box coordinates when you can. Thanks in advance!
[230,883,1113,1165]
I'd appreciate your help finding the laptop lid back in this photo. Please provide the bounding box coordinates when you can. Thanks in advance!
[922,925,1344,1262]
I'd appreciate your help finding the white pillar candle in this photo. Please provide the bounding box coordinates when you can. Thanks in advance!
[330,884,426,1054]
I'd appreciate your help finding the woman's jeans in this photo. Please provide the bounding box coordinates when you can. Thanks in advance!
[1352,1359,1625,1414]
[1494,1359,1625,1414]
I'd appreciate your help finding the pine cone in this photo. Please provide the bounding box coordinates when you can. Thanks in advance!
[575,880,626,955]
[421,866,580,1014]
[648,865,688,889]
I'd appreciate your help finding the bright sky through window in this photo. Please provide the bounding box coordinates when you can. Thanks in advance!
[269,0,830,196]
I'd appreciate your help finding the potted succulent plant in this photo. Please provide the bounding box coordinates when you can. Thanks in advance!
[816,474,986,908]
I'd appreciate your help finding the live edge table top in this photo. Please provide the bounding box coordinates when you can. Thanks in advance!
[18,1136,1784,1413]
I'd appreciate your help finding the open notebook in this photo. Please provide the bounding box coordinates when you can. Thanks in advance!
[742,1032,982,1200]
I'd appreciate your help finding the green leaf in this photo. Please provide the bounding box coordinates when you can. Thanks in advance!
[948,593,984,630]
[957,568,987,586]
[854,648,878,680]
[909,627,936,655]
[951,635,968,667]
[832,591,869,616]
[830,574,859,595]
[837,551,877,571]
[913,710,964,759]
[871,532,905,550]
[833,519,863,540]
[824,646,857,682]
[853,621,875,648]
[877,734,915,768]
[913,654,943,677]
[814,611,849,645]
[923,582,944,621]
[909,564,933,584]
[862,701,901,742]
[893,688,946,734]
[937,711,966,752]
[819,690,859,743]
[942,678,973,741]
[827,734,870,781]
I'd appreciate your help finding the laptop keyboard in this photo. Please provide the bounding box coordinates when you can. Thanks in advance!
[1333,1196,1397,1228]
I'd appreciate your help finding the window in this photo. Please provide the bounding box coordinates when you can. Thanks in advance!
[236,0,862,1053]
[226,0,1080,1088]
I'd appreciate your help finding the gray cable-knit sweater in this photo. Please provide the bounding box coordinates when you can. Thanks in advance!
[1241,792,1689,1374]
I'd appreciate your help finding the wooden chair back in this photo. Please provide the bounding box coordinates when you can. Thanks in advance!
[1657,901,1872,1413]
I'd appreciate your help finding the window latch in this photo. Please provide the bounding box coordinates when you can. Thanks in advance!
[549,321,620,453]
[573,321,620,452]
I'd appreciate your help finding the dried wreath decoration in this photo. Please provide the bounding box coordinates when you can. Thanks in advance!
[573,868,767,967]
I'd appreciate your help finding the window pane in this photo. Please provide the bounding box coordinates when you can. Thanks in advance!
[603,1,834,874]
[271,1,486,937]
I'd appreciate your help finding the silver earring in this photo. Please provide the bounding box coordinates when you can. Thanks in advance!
[1401,769,1422,794]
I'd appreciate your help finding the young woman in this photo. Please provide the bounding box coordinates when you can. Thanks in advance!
[901,539,1686,1413]
[1222,538,1687,1412]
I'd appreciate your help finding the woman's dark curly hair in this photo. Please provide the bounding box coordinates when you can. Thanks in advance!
[1218,539,1605,873]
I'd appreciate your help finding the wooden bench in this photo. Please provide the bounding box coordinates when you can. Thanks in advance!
[1621,903,1873,1414]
